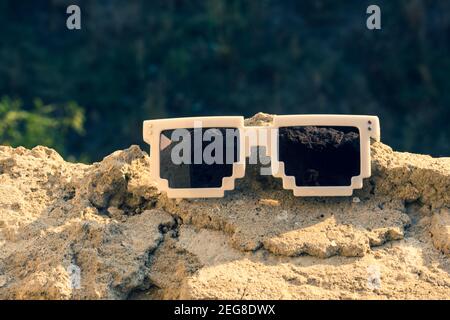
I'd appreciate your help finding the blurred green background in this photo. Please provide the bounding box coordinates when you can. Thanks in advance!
[0,0,449,162]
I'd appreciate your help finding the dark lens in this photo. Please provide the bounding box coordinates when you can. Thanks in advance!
[159,128,240,188]
[278,126,360,186]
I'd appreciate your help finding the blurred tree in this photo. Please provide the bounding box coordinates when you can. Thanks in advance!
[0,97,85,160]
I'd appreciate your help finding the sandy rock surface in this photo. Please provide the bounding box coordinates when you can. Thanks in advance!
[0,113,449,299]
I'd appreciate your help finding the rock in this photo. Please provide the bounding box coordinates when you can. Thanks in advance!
[430,209,450,254]
[1,114,450,299]
[371,142,450,209]
[0,145,167,299]
[244,112,274,126]
[0,276,8,288]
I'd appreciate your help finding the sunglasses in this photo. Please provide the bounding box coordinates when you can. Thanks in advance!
[143,115,380,198]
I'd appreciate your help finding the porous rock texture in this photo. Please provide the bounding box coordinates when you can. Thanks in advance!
[0,113,449,299]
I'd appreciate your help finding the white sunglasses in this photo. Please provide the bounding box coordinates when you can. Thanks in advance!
[143,115,380,198]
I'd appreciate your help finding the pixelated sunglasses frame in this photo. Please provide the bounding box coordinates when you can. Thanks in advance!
[143,115,380,198]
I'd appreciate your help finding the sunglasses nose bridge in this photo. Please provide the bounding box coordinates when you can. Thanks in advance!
[243,126,274,158]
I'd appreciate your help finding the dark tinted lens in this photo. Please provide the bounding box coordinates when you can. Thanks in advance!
[278,126,360,186]
[159,128,240,188]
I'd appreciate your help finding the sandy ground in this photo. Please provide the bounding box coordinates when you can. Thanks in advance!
[0,113,449,299]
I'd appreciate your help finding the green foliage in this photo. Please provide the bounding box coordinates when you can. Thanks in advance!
[0,97,85,158]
